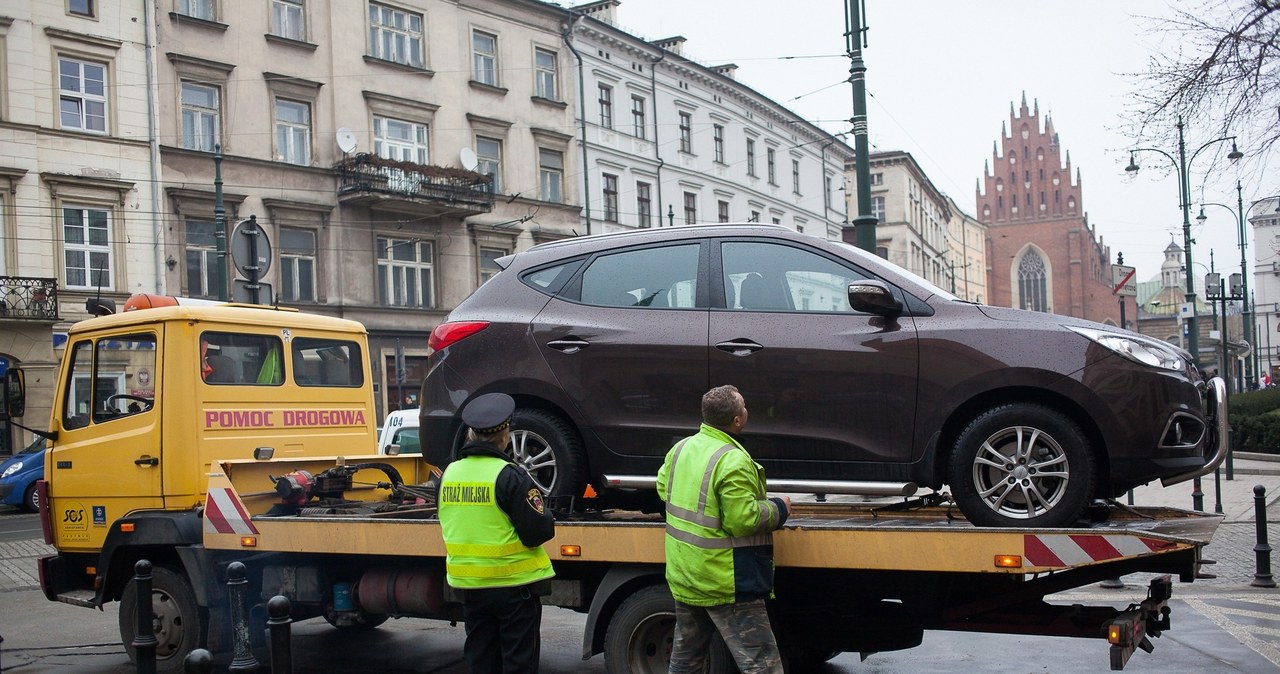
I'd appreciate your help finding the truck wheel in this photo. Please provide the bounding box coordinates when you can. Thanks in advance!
[603,585,734,674]
[23,483,39,513]
[510,409,586,498]
[324,610,389,631]
[119,565,201,674]
[949,403,1095,527]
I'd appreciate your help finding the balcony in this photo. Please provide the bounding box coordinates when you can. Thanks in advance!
[0,276,58,321]
[337,154,495,217]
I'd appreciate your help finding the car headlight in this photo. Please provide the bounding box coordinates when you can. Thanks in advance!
[1068,326,1185,371]
[1,461,22,478]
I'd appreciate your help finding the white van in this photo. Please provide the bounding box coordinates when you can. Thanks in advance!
[377,409,420,455]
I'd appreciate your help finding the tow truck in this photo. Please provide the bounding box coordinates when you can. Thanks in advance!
[4,294,1227,673]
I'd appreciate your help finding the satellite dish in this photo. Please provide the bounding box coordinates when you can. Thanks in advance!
[336,128,357,154]
[460,147,479,171]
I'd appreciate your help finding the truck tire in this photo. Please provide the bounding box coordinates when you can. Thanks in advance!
[510,408,586,498]
[119,565,201,674]
[603,584,734,674]
[949,403,1095,527]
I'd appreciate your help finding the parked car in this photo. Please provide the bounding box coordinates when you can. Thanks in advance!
[0,436,47,513]
[420,224,1224,527]
[378,409,421,455]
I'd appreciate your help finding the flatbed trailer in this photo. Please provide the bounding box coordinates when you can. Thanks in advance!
[178,454,1221,673]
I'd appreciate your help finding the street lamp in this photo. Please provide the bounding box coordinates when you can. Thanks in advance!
[1126,116,1243,366]
[1196,179,1253,389]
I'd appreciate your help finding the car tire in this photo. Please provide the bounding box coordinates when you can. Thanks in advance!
[603,584,734,674]
[23,483,39,513]
[949,403,1095,528]
[510,408,586,498]
[119,564,201,674]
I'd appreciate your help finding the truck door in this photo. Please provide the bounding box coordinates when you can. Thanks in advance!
[709,239,919,478]
[48,331,161,551]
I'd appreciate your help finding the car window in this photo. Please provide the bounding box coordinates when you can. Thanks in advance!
[63,332,157,430]
[201,331,285,386]
[521,259,584,295]
[721,241,870,313]
[392,427,421,455]
[580,243,700,308]
[292,338,364,387]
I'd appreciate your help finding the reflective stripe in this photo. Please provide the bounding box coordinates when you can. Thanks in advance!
[665,442,735,529]
[758,500,777,531]
[665,523,772,549]
[446,540,532,557]
[447,555,550,579]
[665,439,690,503]
[698,445,736,512]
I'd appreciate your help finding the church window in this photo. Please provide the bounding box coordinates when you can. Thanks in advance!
[1018,250,1049,312]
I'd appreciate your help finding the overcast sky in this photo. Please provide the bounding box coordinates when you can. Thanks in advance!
[614,0,1274,287]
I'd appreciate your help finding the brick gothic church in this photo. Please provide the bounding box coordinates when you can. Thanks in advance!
[976,94,1120,327]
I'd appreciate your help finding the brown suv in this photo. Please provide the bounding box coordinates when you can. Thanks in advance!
[420,225,1225,527]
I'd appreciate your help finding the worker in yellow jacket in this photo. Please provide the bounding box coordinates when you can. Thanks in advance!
[438,392,555,673]
[657,385,791,674]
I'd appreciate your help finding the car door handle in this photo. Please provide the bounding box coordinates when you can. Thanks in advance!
[134,456,159,467]
[547,337,591,354]
[715,339,764,356]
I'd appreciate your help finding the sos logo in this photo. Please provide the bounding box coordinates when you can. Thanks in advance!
[63,508,85,523]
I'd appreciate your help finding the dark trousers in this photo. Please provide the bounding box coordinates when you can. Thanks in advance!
[462,584,543,674]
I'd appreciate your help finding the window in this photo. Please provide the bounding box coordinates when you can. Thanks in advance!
[870,172,883,186]
[476,136,502,193]
[59,57,107,133]
[280,227,316,303]
[62,333,156,431]
[179,0,214,20]
[275,99,311,165]
[472,31,497,86]
[746,138,757,177]
[534,48,558,99]
[598,84,613,128]
[636,182,652,228]
[185,218,219,298]
[539,149,563,203]
[1017,249,1048,312]
[200,332,284,386]
[271,0,305,41]
[631,95,646,139]
[750,210,760,222]
[869,196,884,222]
[374,116,428,164]
[369,3,423,68]
[678,111,692,153]
[683,192,697,224]
[478,247,506,284]
[580,244,700,309]
[68,0,94,18]
[63,206,112,290]
[292,337,363,387]
[824,173,833,210]
[718,200,730,223]
[767,148,777,184]
[721,241,868,313]
[377,236,435,308]
[792,159,801,194]
[181,82,219,152]
[602,173,619,222]
[713,125,725,163]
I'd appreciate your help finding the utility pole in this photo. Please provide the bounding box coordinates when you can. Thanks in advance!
[843,0,877,253]
[214,144,228,301]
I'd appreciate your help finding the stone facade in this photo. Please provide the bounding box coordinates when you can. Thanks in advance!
[847,151,955,290]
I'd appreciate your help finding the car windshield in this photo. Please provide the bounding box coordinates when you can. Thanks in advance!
[830,239,962,303]
[17,437,44,455]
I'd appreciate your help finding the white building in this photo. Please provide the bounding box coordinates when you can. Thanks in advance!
[1250,197,1280,380]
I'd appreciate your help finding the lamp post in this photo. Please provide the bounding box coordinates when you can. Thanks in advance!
[1126,116,1242,366]
[1197,180,1254,390]
[1206,271,1243,483]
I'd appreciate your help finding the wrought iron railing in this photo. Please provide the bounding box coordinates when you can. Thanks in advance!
[336,154,495,212]
[0,276,58,320]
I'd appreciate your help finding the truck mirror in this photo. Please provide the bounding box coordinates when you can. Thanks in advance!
[4,369,25,418]
[386,443,402,456]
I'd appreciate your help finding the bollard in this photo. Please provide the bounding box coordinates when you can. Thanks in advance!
[184,649,214,674]
[133,559,158,674]
[1213,468,1223,515]
[1252,485,1276,588]
[227,562,260,673]
[1126,489,1134,506]
[267,595,293,674]
[1192,477,1204,512]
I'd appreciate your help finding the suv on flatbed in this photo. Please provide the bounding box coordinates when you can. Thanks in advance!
[420,224,1225,527]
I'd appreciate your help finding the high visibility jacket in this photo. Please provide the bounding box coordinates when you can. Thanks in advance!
[656,424,788,606]
[438,454,554,589]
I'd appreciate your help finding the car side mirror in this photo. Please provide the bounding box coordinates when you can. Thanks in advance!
[4,369,25,418]
[847,280,903,317]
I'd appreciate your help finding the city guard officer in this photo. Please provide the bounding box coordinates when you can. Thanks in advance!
[438,393,556,673]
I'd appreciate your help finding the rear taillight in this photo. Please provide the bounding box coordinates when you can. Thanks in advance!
[429,321,490,352]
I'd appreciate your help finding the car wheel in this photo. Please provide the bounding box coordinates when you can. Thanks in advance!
[510,409,586,498]
[119,565,201,674]
[23,483,39,513]
[949,403,1095,528]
